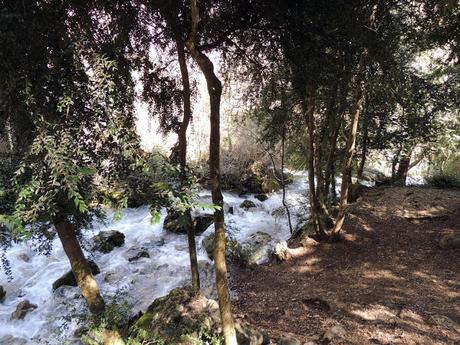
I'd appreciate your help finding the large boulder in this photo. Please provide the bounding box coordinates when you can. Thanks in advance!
[0,285,5,302]
[52,260,100,290]
[91,230,125,253]
[238,232,273,265]
[10,299,37,320]
[129,286,266,345]
[439,233,460,249]
[202,232,241,261]
[129,286,221,344]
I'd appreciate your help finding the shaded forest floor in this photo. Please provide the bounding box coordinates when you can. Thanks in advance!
[231,186,460,344]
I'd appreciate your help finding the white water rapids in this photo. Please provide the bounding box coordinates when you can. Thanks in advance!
[0,172,426,344]
[0,174,309,344]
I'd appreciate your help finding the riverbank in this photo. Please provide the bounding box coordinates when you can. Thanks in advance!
[232,186,460,344]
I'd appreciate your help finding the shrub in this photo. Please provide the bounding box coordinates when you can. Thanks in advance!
[426,171,460,189]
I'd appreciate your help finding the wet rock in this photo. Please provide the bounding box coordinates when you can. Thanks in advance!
[52,260,100,290]
[128,250,150,262]
[91,230,125,253]
[322,325,346,342]
[229,206,234,214]
[238,232,273,265]
[17,253,30,262]
[254,194,268,202]
[0,285,5,302]
[240,200,256,209]
[164,209,190,234]
[129,286,221,344]
[278,336,301,345]
[439,233,460,249]
[193,214,214,234]
[0,335,28,345]
[10,299,37,320]
[202,232,240,261]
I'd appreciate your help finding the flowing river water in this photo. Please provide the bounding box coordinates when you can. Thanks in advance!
[0,174,310,344]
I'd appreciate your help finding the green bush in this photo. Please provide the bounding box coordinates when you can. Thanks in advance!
[426,171,460,189]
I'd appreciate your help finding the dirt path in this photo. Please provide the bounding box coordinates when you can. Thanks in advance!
[231,186,460,344]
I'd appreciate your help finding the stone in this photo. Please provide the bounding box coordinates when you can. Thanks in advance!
[202,232,240,261]
[52,260,100,290]
[238,231,273,265]
[439,233,460,249]
[240,200,256,209]
[0,285,5,302]
[129,286,222,344]
[91,230,125,253]
[229,206,234,214]
[0,335,28,345]
[17,253,30,262]
[254,194,268,202]
[10,299,37,320]
[425,314,458,330]
[278,336,301,345]
[322,325,346,342]
[193,214,214,234]
[235,321,265,345]
[163,209,190,234]
[128,250,150,262]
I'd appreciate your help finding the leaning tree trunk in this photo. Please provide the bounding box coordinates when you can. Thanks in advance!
[281,124,293,234]
[176,38,200,291]
[186,1,237,343]
[53,216,105,314]
[330,54,366,239]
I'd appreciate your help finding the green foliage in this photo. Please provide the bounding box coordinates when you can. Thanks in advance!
[426,171,460,189]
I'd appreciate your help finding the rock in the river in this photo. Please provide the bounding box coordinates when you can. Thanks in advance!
[193,214,214,234]
[10,299,37,320]
[91,230,125,253]
[129,286,221,344]
[202,232,240,261]
[238,231,273,265]
[0,285,5,302]
[164,209,190,234]
[17,253,30,262]
[240,200,256,209]
[128,250,150,262]
[322,325,346,342]
[254,194,268,202]
[439,233,460,249]
[52,260,100,290]
[0,335,28,345]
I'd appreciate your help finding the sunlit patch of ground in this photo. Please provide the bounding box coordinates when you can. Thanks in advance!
[232,186,460,344]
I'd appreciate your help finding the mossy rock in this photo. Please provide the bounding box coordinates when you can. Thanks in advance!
[202,233,241,261]
[254,194,268,202]
[128,286,221,345]
[237,232,273,265]
[91,230,125,253]
[348,183,364,203]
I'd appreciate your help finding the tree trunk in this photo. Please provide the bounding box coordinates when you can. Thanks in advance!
[186,1,237,343]
[53,216,105,314]
[357,104,369,180]
[305,89,326,238]
[330,54,366,239]
[176,38,200,291]
[281,124,293,234]
[395,152,412,186]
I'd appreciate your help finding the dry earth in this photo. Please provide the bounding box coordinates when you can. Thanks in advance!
[231,186,460,344]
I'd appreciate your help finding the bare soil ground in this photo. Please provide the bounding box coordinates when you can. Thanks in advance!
[231,186,460,344]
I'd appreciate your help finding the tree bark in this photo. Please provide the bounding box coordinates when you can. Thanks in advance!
[330,53,366,239]
[176,38,200,291]
[305,88,326,238]
[186,1,237,343]
[281,124,293,234]
[53,216,105,314]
